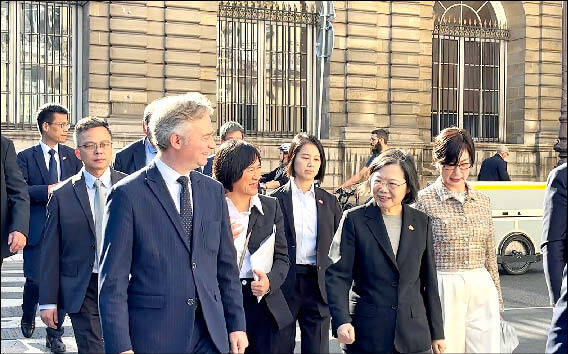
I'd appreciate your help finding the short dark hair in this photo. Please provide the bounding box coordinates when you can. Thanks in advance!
[73,117,112,147]
[213,140,261,192]
[368,148,419,204]
[371,129,389,144]
[432,127,475,166]
[286,133,327,183]
[219,121,245,141]
[36,103,69,133]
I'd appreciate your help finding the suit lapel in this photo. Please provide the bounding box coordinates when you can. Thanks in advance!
[279,182,296,245]
[33,145,50,182]
[146,164,191,254]
[314,187,326,266]
[133,140,146,171]
[364,202,398,271]
[58,145,73,179]
[189,171,203,253]
[109,169,124,185]
[72,172,96,238]
[395,204,416,267]
[246,206,263,253]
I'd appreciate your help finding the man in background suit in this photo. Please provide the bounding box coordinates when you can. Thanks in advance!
[99,93,248,353]
[202,120,244,176]
[16,103,82,352]
[478,145,511,181]
[113,97,166,174]
[1,135,29,266]
[542,162,567,305]
[39,117,126,353]
[546,265,567,354]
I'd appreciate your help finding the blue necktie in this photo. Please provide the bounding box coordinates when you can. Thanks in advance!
[48,149,58,184]
[177,176,193,246]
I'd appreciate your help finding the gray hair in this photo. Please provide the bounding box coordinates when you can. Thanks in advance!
[497,144,509,155]
[73,116,112,147]
[143,97,168,127]
[150,93,214,151]
[219,121,244,141]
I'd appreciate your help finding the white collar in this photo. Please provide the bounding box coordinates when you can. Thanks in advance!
[155,158,191,187]
[83,167,112,189]
[290,177,315,196]
[226,194,264,215]
[39,140,59,155]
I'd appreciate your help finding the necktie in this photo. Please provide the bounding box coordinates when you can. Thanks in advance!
[177,176,193,245]
[48,149,58,184]
[93,179,105,264]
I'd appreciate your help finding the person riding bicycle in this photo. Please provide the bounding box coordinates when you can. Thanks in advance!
[259,143,290,191]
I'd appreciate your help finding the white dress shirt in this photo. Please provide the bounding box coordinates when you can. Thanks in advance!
[226,195,264,279]
[155,158,194,214]
[39,140,61,181]
[144,137,158,166]
[39,167,112,311]
[290,177,318,265]
[83,167,112,273]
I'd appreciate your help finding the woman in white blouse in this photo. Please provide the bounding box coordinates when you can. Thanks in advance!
[213,140,292,354]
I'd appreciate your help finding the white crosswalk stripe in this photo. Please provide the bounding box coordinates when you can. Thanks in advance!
[1,258,77,353]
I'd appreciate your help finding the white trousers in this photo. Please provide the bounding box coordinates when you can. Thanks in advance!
[437,268,500,353]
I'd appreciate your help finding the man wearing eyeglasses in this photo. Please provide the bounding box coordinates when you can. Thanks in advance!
[477,144,511,181]
[16,103,82,353]
[39,117,126,353]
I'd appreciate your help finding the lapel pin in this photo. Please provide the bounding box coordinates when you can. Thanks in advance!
[62,156,67,160]
[318,199,324,205]
[408,225,414,231]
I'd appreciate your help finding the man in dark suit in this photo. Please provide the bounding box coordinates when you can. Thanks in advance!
[99,93,248,353]
[1,135,29,266]
[16,103,82,352]
[546,265,567,354]
[39,117,126,353]
[478,145,511,181]
[202,120,244,176]
[113,97,164,174]
[542,163,567,305]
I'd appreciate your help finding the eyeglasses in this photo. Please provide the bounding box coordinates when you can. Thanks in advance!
[47,122,70,129]
[79,141,112,151]
[373,179,407,190]
[442,162,472,171]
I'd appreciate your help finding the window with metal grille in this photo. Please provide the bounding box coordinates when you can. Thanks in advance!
[1,1,83,129]
[431,1,509,142]
[217,1,318,137]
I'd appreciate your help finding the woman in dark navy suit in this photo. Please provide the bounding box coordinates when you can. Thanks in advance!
[213,140,292,353]
[326,148,446,354]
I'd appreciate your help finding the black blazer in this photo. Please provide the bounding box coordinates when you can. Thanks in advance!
[478,153,510,181]
[39,169,126,313]
[271,181,342,307]
[325,201,444,353]
[244,194,293,329]
[1,136,30,259]
[542,163,567,305]
[113,138,146,175]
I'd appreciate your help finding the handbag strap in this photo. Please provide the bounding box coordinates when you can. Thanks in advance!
[238,231,252,273]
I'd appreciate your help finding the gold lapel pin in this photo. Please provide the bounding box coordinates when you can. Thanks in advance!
[408,225,414,231]
[62,156,67,160]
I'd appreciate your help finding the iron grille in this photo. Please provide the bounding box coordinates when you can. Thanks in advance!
[217,1,318,137]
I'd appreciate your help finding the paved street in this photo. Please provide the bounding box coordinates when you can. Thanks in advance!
[2,254,554,353]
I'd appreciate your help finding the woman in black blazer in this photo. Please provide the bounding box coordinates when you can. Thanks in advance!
[271,133,342,353]
[213,140,293,353]
[326,148,446,354]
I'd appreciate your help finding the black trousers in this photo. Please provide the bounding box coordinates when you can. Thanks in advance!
[22,278,65,338]
[241,279,280,354]
[277,265,330,354]
[188,302,218,353]
[68,273,103,353]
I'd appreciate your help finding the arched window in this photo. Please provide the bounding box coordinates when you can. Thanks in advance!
[431,1,509,141]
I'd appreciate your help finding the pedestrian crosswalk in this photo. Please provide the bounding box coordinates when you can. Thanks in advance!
[1,255,77,353]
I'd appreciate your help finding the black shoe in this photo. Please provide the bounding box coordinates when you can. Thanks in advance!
[46,335,66,353]
[20,318,35,338]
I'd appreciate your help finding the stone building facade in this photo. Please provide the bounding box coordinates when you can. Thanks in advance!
[2,1,564,189]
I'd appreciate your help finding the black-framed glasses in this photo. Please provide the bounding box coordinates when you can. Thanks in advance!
[47,121,71,129]
[442,162,472,171]
[79,141,113,151]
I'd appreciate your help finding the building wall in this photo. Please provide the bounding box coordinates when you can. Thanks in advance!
[3,1,563,189]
